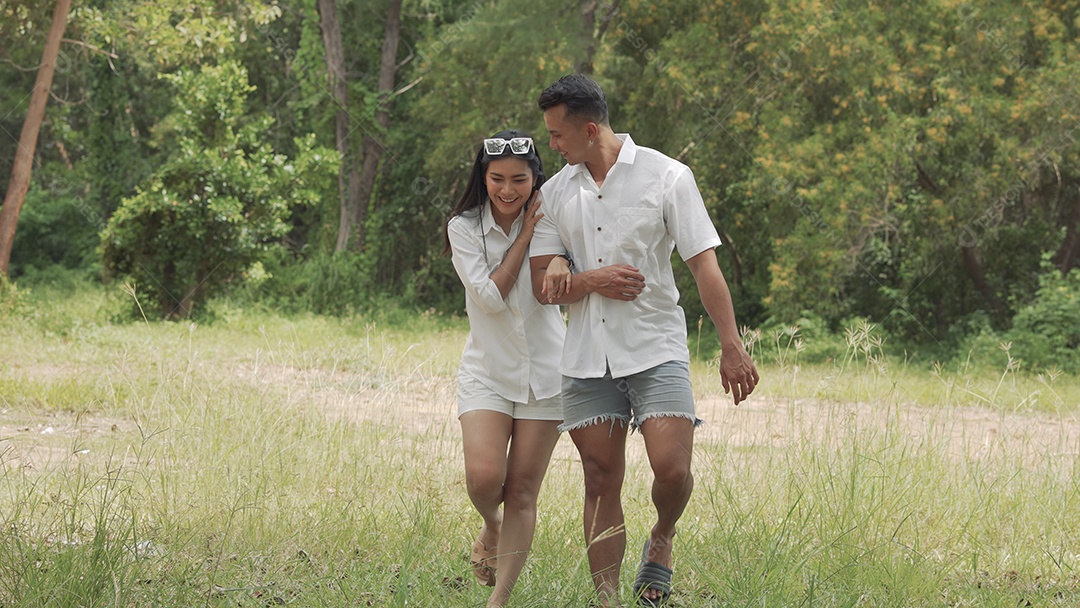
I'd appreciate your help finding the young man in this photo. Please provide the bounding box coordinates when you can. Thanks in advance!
[529,74,759,607]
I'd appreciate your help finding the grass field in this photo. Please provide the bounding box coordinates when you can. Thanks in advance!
[2,281,1080,607]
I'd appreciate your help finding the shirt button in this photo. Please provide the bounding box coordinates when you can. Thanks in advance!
[602,318,606,323]
[597,227,602,231]
[598,195,603,199]
[598,258,603,263]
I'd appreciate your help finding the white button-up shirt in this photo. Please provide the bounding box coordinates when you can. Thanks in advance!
[448,204,566,402]
[531,134,722,379]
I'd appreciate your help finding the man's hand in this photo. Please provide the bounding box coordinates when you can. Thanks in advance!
[584,264,645,301]
[719,346,758,406]
[531,257,646,305]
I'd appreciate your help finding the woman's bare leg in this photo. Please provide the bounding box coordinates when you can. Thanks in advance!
[486,419,561,608]
[460,411,514,583]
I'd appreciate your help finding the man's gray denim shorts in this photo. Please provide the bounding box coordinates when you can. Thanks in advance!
[559,360,702,433]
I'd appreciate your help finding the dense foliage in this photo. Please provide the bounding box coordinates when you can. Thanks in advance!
[100,62,337,318]
[2,0,1078,370]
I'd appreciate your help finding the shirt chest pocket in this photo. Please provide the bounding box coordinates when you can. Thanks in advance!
[616,206,664,253]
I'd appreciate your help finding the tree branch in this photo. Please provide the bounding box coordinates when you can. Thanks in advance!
[596,0,620,40]
[61,38,119,59]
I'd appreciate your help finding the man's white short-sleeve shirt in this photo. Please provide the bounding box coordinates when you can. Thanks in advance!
[531,134,721,379]
[448,204,566,402]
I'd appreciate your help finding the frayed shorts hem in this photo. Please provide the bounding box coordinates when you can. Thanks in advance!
[559,360,698,432]
[558,411,702,434]
[558,414,630,434]
[634,411,704,432]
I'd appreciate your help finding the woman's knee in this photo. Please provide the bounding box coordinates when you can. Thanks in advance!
[465,462,505,497]
[502,480,541,513]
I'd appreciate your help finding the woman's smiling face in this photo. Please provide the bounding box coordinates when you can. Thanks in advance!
[485,156,535,224]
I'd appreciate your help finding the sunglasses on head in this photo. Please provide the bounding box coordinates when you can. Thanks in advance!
[484,137,534,156]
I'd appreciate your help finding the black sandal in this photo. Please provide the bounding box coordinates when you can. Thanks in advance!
[632,539,673,606]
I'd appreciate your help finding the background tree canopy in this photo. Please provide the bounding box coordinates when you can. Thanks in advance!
[2,0,1078,369]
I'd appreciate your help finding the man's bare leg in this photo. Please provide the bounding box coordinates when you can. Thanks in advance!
[638,416,695,602]
[569,421,629,607]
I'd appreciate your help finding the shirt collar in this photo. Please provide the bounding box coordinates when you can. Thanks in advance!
[614,133,637,164]
[567,133,637,179]
[480,201,522,236]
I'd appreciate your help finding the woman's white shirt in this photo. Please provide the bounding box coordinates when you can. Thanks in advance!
[448,204,566,402]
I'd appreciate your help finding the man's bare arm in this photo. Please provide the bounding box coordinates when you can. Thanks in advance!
[685,248,759,405]
[530,254,646,305]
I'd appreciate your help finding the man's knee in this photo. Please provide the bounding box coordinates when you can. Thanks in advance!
[581,458,625,497]
[652,458,692,489]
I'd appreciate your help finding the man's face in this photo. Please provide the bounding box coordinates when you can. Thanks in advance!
[543,105,590,166]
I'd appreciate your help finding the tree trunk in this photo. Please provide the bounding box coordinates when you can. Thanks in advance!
[576,0,619,75]
[174,272,203,320]
[0,0,72,276]
[960,244,1005,320]
[341,162,361,250]
[317,0,362,253]
[577,0,597,75]
[720,227,743,287]
[1053,188,1080,275]
[351,0,403,251]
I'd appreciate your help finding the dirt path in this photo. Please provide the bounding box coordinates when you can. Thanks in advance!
[4,366,1079,474]
[696,396,1080,467]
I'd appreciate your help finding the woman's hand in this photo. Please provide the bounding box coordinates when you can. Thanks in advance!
[542,255,572,302]
[518,192,544,242]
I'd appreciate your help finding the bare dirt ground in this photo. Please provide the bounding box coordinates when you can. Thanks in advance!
[5,364,1078,475]
[696,396,1080,467]
[0,409,132,472]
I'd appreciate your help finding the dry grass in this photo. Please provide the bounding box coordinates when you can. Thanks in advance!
[2,287,1080,606]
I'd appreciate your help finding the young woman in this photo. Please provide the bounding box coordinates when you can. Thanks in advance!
[444,129,570,608]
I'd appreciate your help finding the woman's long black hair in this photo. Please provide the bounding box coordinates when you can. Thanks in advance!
[442,129,546,257]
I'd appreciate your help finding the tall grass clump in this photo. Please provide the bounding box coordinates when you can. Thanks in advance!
[683,318,1080,606]
[684,398,1080,607]
[1,282,482,606]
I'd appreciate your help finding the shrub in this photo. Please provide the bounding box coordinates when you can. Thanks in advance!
[256,250,371,316]
[0,272,18,318]
[754,311,848,366]
[1007,264,1080,374]
[100,62,338,320]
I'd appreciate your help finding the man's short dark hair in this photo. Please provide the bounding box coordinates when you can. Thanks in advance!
[537,74,609,126]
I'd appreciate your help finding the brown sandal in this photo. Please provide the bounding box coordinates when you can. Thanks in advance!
[470,538,498,586]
